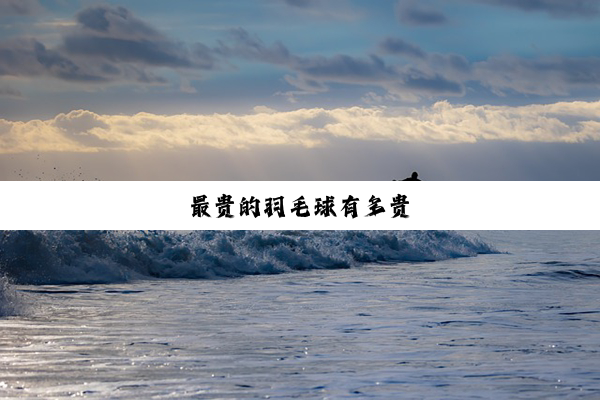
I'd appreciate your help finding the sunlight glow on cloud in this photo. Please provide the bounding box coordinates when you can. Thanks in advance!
[1,101,599,154]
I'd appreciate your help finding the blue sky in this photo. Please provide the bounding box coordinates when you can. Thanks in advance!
[1,0,599,180]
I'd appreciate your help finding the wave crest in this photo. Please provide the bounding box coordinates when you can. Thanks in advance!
[0,231,495,285]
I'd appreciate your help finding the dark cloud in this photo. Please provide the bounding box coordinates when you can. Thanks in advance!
[224,28,391,83]
[473,0,600,17]
[295,54,398,83]
[3,2,597,102]
[0,38,108,82]
[0,37,172,85]
[0,84,22,98]
[379,37,470,78]
[220,28,293,65]
[0,0,42,16]
[75,5,161,37]
[0,5,222,91]
[378,35,600,98]
[63,5,218,70]
[396,1,447,26]
[379,37,427,59]
[474,55,600,95]
[223,29,464,99]
[284,0,313,7]
[62,36,194,68]
[285,0,597,21]
[402,72,464,95]
[278,0,363,20]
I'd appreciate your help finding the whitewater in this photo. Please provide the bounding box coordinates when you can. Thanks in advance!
[1,231,599,398]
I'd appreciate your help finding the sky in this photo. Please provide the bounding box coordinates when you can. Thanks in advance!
[0,0,599,180]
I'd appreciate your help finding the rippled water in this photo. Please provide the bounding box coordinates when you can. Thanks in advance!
[1,231,599,398]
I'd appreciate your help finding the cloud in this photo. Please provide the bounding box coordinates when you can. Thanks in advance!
[284,0,313,7]
[278,0,363,20]
[0,37,172,84]
[209,29,600,101]
[75,5,159,36]
[0,38,109,82]
[386,0,598,19]
[0,5,221,89]
[53,109,114,147]
[62,5,218,70]
[1,100,599,153]
[474,55,600,96]
[253,105,278,114]
[220,28,293,65]
[223,29,464,100]
[396,1,447,26]
[379,37,427,59]
[0,0,43,16]
[2,3,598,101]
[377,36,600,98]
[0,84,22,98]
[472,0,600,17]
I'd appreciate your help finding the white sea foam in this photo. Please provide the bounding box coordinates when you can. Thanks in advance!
[0,275,25,317]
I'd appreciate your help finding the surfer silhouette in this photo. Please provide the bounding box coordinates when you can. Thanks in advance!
[402,171,421,181]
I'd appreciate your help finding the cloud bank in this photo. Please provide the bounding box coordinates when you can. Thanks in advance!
[1,100,599,154]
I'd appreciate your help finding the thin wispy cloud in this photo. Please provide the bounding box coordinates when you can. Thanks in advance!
[472,0,600,18]
[279,0,363,20]
[395,0,600,27]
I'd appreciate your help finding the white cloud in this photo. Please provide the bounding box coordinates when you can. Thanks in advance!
[253,105,278,114]
[1,100,599,153]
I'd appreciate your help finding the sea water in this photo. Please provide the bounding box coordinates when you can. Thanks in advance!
[0,231,599,398]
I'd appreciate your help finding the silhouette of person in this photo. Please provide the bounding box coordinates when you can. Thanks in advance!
[402,171,421,181]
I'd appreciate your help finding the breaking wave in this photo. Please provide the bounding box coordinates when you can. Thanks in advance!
[0,231,495,286]
[0,275,26,317]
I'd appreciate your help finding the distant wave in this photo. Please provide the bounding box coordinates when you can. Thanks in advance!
[525,266,600,280]
[515,257,600,281]
[0,231,495,286]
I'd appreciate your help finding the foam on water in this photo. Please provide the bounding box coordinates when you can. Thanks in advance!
[0,230,495,285]
[0,275,25,317]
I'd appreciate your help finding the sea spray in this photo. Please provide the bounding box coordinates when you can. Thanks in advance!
[0,231,496,285]
[0,274,25,317]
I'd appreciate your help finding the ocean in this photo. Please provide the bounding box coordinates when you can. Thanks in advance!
[0,231,599,398]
